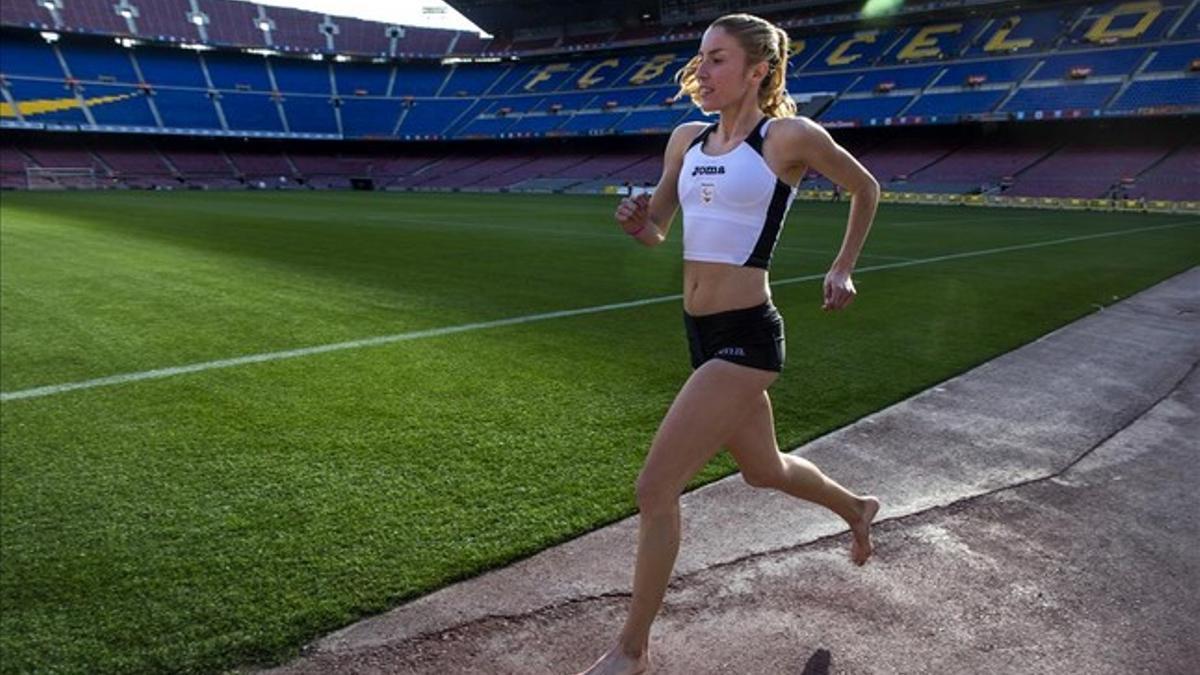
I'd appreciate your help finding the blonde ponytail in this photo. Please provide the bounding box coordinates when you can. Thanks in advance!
[759,26,796,118]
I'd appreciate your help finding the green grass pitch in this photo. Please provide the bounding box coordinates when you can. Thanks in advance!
[1,190,1197,673]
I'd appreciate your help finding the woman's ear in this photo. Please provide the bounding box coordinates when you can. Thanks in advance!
[752,60,769,87]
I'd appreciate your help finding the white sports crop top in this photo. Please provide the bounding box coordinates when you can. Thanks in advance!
[676,116,797,270]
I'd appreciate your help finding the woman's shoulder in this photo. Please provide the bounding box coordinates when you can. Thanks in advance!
[670,121,711,144]
[663,121,712,160]
[765,115,822,139]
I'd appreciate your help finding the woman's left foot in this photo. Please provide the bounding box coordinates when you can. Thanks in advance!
[849,496,880,566]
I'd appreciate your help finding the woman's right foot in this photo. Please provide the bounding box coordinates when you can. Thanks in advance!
[575,644,650,675]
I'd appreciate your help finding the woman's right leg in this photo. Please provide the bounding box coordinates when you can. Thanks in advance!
[576,360,777,675]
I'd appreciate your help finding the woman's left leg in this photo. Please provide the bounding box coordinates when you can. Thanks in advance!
[725,391,880,565]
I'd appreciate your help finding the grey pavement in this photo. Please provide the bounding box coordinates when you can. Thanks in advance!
[255,266,1200,675]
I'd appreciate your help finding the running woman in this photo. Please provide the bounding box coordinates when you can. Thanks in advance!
[578,13,882,675]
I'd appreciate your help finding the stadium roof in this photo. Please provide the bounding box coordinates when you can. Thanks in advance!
[444,0,660,36]
[445,1,871,35]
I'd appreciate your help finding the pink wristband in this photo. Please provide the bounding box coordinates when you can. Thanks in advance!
[627,222,647,237]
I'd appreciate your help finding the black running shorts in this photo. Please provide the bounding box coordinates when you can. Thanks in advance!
[684,301,785,372]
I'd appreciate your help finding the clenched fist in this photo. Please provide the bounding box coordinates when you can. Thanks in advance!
[823,268,857,311]
[615,193,651,234]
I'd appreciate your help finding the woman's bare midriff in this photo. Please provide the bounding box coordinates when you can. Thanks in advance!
[683,260,771,316]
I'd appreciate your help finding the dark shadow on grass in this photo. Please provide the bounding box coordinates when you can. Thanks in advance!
[1,191,667,318]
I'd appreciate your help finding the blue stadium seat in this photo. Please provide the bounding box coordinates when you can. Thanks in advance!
[558,111,619,134]
[849,65,943,93]
[821,95,913,120]
[1066,1,1178,45]
[790,73,854,95]
[1144,43,1200,72]
[1002,82,1120,111]
[786,37,821,72]
[1,7,1196,145]
[334,62,392,96]
[281,96,337,133]
[552,59,613,92]
[219,92,284,131]
[485,63,537,96]
[80,83,157,126]
[642,85,679,104]
[678,106,712,124]
[397,98,472,136]
[0,33,63,78]
[904,90,1007,117]
[134,47,207,88]
[391,64,447,97]
[204,52,272,91]
[593,88,656,107]
[572,55,638,90]
[1111,77,1200,109]
[58,42,138,82]
[440,64,508,96]
[503,61,579,94]
[459,115,516,137]
[1175,2,1200,38]
[5,78,87,123]
[1034,47,1147,79]
[803,29,894,71]
[339,98,402,137]
[884,20,985,64]
[614,53,686,87]
[271,58,331,95]
[616,108,687,133]
[962,8,1068,57]
[507,114,567,134]
[532,91,596,112]
[937,57,1038,85]
[484,95,544,114]
[153,89,222,129]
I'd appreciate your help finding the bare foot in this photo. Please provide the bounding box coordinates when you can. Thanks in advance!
[849,496,880,566]
[575,644,651,675]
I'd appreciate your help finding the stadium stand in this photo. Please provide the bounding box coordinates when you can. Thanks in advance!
[1129,142,1199,199]
[1,0,1197,205]
[904,138,1054,194]
[1004,141,1175,197]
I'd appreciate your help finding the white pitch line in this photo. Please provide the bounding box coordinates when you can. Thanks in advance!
[776,244,917,261]
[2,220,1195,403]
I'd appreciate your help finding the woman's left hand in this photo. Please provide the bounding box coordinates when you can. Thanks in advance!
[823,268,856,311]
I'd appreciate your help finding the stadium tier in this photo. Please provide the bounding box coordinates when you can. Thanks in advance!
[1,0,479,57]
[0,0,1197,203]
[2,0,1198,141]
[3,113,1197,201]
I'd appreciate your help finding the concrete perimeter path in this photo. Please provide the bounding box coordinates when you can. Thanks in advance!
[257,266,1199,675]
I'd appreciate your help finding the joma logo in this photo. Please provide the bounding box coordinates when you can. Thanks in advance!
[691,165,725,177]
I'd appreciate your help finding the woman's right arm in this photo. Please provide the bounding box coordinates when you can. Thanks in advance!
[615,122,706,247]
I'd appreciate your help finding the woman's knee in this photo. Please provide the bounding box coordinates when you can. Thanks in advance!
[741,467,782,489]
[738,449,788,488]
[635,476,681,515]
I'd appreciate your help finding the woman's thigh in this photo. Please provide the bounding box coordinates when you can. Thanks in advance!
[636,360,778,504]
[723,392,786,488]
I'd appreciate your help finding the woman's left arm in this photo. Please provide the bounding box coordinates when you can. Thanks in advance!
[777,117,880,311]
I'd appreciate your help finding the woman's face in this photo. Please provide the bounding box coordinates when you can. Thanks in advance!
[694,26,765,112]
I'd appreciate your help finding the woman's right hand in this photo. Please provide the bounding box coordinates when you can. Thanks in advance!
[615,193,651,235]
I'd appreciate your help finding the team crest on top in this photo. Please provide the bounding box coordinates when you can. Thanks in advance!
[700,182,715,204]
[692,165,725,177]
